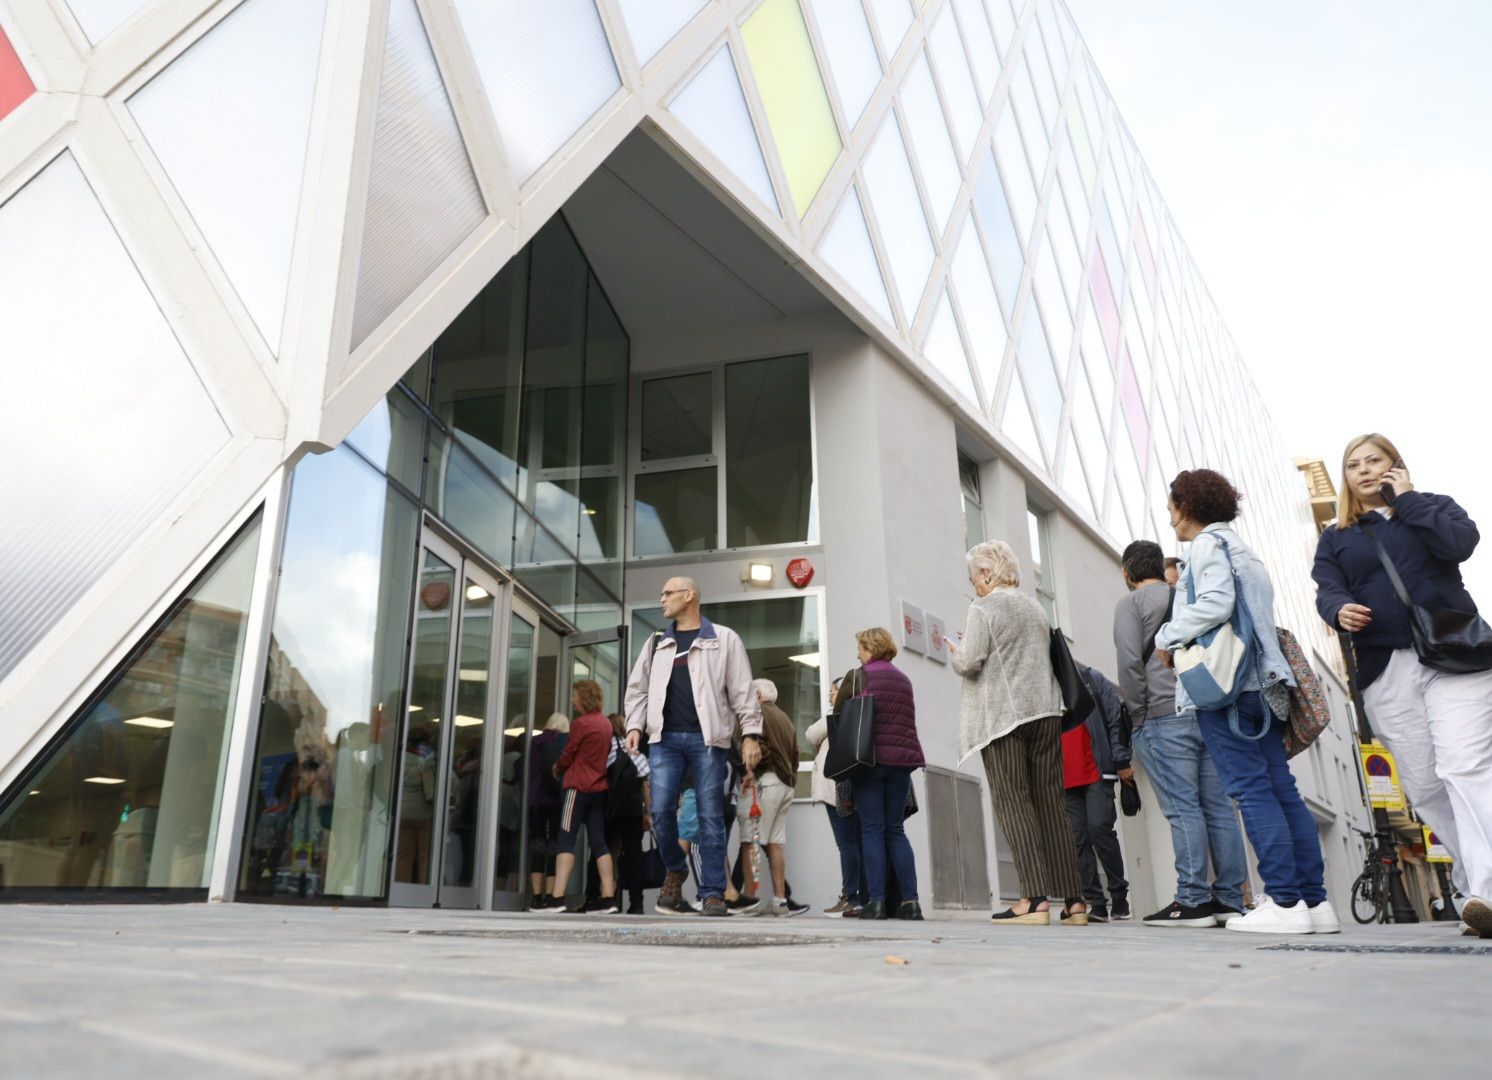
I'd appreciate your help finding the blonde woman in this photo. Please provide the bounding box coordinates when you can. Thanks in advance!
[950,540,1085,925]
[1313,434,1492,937]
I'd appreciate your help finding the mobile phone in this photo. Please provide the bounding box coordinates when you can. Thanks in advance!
[1378,459,1405,505]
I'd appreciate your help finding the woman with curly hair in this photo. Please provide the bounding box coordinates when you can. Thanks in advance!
[1155,469,1337,935]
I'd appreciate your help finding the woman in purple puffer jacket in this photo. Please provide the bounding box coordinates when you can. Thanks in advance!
[846,627,926,921]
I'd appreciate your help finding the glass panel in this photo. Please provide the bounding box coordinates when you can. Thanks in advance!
[993,107,1039,243]
[450,0,621,181]
[345,384,426,493]
[811,0,881,129]
[632,596,820,758]
[725,355,812,546]
[959,452,986,550]
[514,515,579,623]
[927,9,982,160]
[395,551,456,888]
[1001,374,1046,466]
[424,426,518,570]
[0,152,229,685]
[866,0,914,55]
[985,0,1018,54]
[1088,245,1122,360]
[441,574,492,891]
[580,280,628,599]
[948,216,1008,393]
[1017,303,1064,455]
[1118,346,1150,465]
[641,372,712,461]
[971,149,1024,316]
[64,1,150,43]
[861,113,934,320]
[951,0,1000,102]
[817,183,894,325]
[575,570,624,633]
[899,52,962,230]
[494,613,533,896]
[924,291,980,405]
[740,0,842,217]
[128,0,328,349]
[635,468,717,555]
[0,24,33,120]
[669,46,779,212]
[0,518,260,893]
[352,0,486,347]
[615,0,707,64]
[434,249,528,488]
[239,448,418,900]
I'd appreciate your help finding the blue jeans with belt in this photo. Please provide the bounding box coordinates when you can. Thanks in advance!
[648,731,729,899]
[849,765,918,904]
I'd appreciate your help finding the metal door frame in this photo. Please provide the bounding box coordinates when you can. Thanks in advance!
[490,596,544,911]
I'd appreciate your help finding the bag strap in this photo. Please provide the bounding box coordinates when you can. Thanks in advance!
[1361,519,1416,611]
[1141,588,1176,666]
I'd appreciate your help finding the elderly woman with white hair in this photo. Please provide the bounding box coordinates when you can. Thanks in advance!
[949,541,1086,926]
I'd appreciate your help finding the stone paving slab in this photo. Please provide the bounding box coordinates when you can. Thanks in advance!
[0,904,1486,1078]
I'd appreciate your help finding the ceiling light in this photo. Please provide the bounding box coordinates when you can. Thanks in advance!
[454,715,484,727]
[84,776,126,785]
[29,790,40,796]
[503,727,527,737]
[408,705,424,713]
[459,669,488,682]
[125,716,174,730]
[465,584,489,602]
[789,652,821,668]
[582,507,598,516]
[742,562,774,585]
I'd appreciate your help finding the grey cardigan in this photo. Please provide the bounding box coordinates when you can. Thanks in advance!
[950,587,1063,763]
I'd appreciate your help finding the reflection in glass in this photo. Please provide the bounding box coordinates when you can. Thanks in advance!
[635,467,717,556]
[0,517,261,894]
[440,575,491,889]
[641,372,713,461]
[238,448,418,900]
[725,356,812,547]
[425,426,518,569]
[396,551,455,887]
[494,613,534,899]
[345,380,427,494]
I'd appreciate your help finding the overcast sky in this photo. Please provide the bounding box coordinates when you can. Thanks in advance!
[1064,0,1492,610]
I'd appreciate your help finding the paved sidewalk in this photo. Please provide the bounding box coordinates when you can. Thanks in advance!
[0,903,1486,1078]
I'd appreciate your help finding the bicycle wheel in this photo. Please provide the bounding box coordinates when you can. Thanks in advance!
[1350,872,1379,924]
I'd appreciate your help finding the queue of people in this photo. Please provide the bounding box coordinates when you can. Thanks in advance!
[515,440,1491,940]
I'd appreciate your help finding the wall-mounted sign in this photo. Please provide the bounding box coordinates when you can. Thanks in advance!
[786,557,814,588]
[926,615,948,664]
[1424,826,1453,864]
[901,602,927,655]
[1359,740,1405,810]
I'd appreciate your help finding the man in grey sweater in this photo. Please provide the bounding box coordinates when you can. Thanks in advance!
[1113,541,1247,928]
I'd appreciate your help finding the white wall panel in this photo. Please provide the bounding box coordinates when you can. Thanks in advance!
[128,0,328,351]
[817,183,893,325]
[668,46,778,213]
[0,153,229,683]
[899,51,963,230]
[64,0,151,43]
[615,0,708,65]
[352,0,487,347]
[923,290,979,405]
[861,112,933,321]
[811,0,882,129]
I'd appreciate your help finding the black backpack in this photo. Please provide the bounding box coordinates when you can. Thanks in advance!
[606,738,643,819]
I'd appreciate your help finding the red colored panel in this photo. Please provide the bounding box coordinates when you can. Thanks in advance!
[0,25,35,122]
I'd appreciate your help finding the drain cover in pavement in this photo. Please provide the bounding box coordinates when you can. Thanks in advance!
[1258,943,1492,956]
[393,927,842,948]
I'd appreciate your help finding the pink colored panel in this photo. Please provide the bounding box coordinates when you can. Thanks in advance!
[1088,244,1121,360]
[0,26,34,122]
[1118,346,1149,465]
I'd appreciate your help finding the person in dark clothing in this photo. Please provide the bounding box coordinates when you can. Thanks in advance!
[1312,434,1492,935]
[845,627,925,922]
[532,681,617,914]
[1061,666,1131,921]
[527,713,569,904]
[604,712,651,914]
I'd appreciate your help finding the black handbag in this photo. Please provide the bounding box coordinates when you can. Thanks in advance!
[1364,523,1492,675]
[1119,779,1142,817]
[825,670,876,780]
[1049,627,1097,732]
[639,830,667,890]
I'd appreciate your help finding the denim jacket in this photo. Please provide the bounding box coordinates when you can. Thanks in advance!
[1156,523,1295,714]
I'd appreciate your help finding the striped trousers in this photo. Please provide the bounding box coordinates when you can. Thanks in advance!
[981,715,1083,900]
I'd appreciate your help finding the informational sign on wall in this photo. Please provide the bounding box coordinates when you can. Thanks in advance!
[926,615,948,664]
[900,601,927,655]
[1423,826,1453,863]
[1359,740,1405,811]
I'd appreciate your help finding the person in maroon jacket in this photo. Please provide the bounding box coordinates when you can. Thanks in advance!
[531,680,618,914]
[846,627,926,921]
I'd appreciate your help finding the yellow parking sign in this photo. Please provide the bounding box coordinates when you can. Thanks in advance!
[1359,741,1405,810]
[1423,825,1453,864]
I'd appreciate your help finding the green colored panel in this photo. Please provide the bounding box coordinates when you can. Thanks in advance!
[741,0,842,216]
[1067,102,1098,194]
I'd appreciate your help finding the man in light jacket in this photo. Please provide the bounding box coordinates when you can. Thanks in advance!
[624,577,762,916]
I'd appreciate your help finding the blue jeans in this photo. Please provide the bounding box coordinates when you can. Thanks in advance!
[825,804,865,905]
[850,766,918,904]
[1131,713,1246,909]
[1196,692,1327,906]
[648,732,729,899]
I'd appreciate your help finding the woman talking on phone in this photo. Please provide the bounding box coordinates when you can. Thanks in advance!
[1312,434,1492,937]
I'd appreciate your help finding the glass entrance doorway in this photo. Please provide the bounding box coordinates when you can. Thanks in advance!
[389,530,501,908]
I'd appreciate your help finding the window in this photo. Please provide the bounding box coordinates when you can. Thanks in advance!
[958,451,985,552]
[633,355,814,555]
[1027,504,1056,621]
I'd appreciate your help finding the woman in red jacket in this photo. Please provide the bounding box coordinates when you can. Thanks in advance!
[531,680,618,913]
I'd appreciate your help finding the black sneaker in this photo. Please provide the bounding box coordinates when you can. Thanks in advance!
[528,894,564,913]
[655,892,694,915]
[727,895,763,916]
[1087,907,1110,924]
[1206,899,1245,926]
[1110,901,1132,921]
[783,898,810,916]
[584,894,620,915]
[1142,900,1217,928]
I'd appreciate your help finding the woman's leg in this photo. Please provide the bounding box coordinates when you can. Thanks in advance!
[1026,716,1084,902]
[825,804,862,903]
[1423,666,1492,900]
[882,768,918,901]
[1256,722,1327,905]
[851,769,889,902]
[981,728,1050,903]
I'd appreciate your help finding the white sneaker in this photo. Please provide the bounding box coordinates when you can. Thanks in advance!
[1307,901,1340,934]
[1224,896,1314,935]
[1462,896,1492,938]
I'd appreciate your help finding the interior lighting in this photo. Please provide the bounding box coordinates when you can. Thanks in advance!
[84,776,126,785]
[459,669,488,682]
[408,705,424,713]
[29,790,41,796]
[465,584,489,602]
[454,715,484,727]
[582,507,598,515]
[742,562,774,585]
[503,727,526,737]
[789,652,821,668]
[124,716,174,730]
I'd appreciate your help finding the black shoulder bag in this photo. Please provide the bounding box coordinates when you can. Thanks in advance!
[825,667,876,780]
[1363,521,1492,675]
[1049,627,1097,733]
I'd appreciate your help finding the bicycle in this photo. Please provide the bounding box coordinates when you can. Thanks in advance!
[1350,828,1398,924]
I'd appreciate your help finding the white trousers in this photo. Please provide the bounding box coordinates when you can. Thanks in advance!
[1363,648,1492,900]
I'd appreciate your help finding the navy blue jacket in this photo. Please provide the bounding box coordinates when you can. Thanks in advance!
[1312,490,1480,689]
[1079,665,1131,775]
